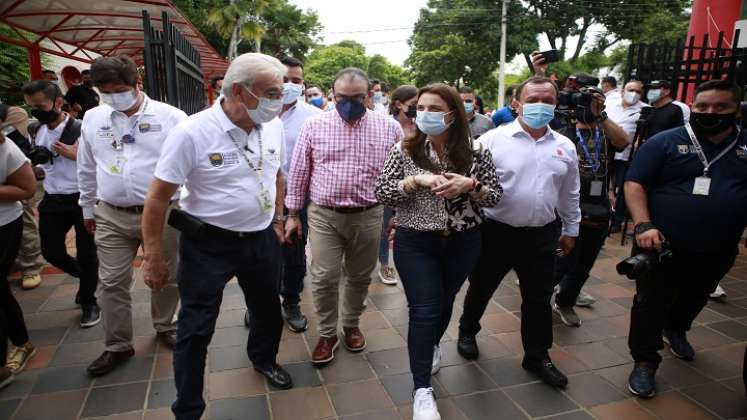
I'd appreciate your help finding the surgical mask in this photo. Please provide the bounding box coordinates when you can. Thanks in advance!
[100,90,139,112]
[310,97,324,108]
[336,99,367,123]
[373,91,383,104]
[463,101,474,114]
[646,89,661,104]
[416,110,453,135]
[404,105,417,119]
[30,105,60,125]
[520,103,555,129]
[623,91,640,105]
[690,112,738,136]
[282,82,303,105]
[244,86,283,123]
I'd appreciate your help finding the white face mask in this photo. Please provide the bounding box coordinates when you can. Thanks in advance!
[243,86,283,123]
[101,90,139,112]
[623,91,640,105]
[282,82,303,105]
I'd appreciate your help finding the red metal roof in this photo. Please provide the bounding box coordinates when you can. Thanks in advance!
[0,0,228,78]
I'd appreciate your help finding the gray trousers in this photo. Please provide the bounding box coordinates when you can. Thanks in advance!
[11,184,45,276]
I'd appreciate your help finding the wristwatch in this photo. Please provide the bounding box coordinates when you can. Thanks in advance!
[633,222,656,236]
[273,215,287,224]
[597,110,608,123]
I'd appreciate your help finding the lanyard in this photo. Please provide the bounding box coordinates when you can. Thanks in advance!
[684,123,739,177]
[576,127,602,174]
[227,127,265,190]
[111,97,149,150]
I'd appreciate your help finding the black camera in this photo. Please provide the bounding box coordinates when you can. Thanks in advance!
[28,146,54,165]
[616,243,672,280]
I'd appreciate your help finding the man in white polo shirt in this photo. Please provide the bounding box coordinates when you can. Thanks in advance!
[142,53,292,420]
[78,55,187,377]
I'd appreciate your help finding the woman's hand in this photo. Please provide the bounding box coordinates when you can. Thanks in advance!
[413,174,448,189]
[431,172,474,199]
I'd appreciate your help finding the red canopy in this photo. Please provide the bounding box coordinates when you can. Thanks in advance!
[0,0,227,79]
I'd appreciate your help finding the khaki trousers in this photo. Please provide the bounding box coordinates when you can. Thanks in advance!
[308,203,383,337]
[94,202,179,352]
[12,184,45,276]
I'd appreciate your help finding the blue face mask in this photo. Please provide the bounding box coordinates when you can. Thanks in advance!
[336,99,367,123]
[310,97,324,108]
[521,103,556,129]
[463,101,474,114]
[646,89,662,104]
[416,110,453,135]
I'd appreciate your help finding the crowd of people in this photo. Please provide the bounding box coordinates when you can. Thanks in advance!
[0,50,745,420]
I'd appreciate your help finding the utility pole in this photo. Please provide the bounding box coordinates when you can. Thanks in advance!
[498,0,508,106]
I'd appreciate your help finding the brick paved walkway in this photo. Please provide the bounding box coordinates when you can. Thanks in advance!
[0,233,745,419]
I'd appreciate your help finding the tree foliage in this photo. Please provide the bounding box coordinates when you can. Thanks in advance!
[257,1,321,59]
[0,23,50,105]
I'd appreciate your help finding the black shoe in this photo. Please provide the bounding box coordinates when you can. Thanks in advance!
[158,330,177,350]
[244,310,251,328]
[254,363,293,390]
[628,363,657,398]
[457,333,479,360]
[87,349,135,377]
[522,357,568,388]
[80,304,101,328]
[663,329,695,360]
[282,304,308,333]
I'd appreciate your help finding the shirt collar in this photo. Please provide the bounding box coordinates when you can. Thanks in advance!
[212,97,261,135]
[507,118,557,143]
[334,108,370,128]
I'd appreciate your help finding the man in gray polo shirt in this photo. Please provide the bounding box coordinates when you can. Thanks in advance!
[460,87,495,139]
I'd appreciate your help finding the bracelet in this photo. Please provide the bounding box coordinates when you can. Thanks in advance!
[287,213,300,219]
[633,222,656,236]
[273,215,286,224]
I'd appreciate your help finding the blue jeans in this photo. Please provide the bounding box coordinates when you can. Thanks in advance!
[554,223,608,307]
[394,227,481,390]
[171,226,283,420]
[379,207,394,265]
[281,205,308,305]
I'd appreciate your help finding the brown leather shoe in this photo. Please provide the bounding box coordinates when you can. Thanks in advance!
[311,336,339,364]
[342,326,366,352]
[87,349,135,377]
[158,330,177,350]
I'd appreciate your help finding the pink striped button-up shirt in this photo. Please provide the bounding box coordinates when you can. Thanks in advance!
[285,109,403,210]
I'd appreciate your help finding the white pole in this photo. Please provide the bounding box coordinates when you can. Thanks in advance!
[498,0,508,106]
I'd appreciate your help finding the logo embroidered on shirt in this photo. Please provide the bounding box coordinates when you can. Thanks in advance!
[209,153,223,167]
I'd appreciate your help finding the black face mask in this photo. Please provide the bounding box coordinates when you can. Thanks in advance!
[404,105,417,119]
[30,107,60,125]
[690,112,737,137]
[336,99,367,123]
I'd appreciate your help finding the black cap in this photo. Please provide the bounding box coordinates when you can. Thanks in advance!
[647,80,671,89]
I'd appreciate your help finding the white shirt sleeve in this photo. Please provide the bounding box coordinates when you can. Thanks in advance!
[557,148,581,237]
[154,125,196,186]
[3,140,28,176]
[77,117,98,219]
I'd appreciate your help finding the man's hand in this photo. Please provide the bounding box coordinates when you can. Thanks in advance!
[33,166,45,179]
[636,228,665,252]
[557,235,576,257]
[432,173,474,199]
[273,221,286,245]
[53,140,78,160]
[591,93,606,118]
[531,52,548,77]
[386,217,396,241]
[84,218,96,235]
[143,253,169,290]
[284,216,303,243]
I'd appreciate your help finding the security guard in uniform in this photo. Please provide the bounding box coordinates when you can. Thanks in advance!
[142,53,292,420]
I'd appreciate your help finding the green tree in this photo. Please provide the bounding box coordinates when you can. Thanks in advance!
[206,0,269,60]
[0,23,49,105]
[258,0,322,59]
[173,0,228,57]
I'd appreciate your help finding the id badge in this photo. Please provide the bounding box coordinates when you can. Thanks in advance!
[589,180,603,197]
[110,155,127,174]
[257,189,273,213]
[693,176,711,196]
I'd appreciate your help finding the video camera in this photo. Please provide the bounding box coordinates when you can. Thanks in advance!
[556,74,601,124]
[616,242,672,280]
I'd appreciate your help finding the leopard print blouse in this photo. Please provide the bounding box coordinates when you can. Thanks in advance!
[374,140,502,232]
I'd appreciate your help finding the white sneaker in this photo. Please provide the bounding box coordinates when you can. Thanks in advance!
[575,290,597,307]
[378,265,399,285]
[709,285,727,299]
[431,345,441,375]
[413,387,441,420]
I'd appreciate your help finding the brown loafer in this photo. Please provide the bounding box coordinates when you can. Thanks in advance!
[311,336,339,364]
[158,330,177,350]
[87,349,135,377]
[342,326,366,352]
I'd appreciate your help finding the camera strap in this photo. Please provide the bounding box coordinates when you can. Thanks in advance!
[576,127,602,174]
[684,123,739,177]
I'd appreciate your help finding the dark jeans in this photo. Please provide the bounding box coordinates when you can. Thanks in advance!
[379,207,394,265]
[611,160,628,226]
[554,222,608,307]
[38,193,98,305]
[628,247,737,366]
[171,225,283,420]
[460,219,558,361]
[394,227,481,389]
[0,216,29,359]
[281,205,308,306]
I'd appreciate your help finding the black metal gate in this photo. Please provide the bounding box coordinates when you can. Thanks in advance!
[142,10,205,115]
[625,30,747,102]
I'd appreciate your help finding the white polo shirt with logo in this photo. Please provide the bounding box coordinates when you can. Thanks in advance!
[155,99,285,232]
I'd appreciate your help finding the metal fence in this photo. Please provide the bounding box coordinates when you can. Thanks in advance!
[625,30,747,102]
[142,11,205,115]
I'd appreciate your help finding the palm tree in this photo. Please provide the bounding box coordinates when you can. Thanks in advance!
[207,0,269,60]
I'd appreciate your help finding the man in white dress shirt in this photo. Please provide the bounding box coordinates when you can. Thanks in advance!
[78,55,186,377]
[22,80,100,328]
[458,76,581,389]
[142,53,292,420]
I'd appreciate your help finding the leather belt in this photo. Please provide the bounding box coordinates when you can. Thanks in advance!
[318,203,380,214]
[203,223,265,239]
[101,200,176,214]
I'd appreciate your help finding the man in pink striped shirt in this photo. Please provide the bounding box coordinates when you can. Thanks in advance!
[285,67,403,365]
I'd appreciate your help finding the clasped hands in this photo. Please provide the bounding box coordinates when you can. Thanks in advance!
[409,172,474,199]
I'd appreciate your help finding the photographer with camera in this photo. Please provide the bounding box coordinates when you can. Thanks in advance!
[22,80,100,329]
[623,80,746,398]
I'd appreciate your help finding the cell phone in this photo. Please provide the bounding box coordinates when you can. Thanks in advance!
[538,49,560,64]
